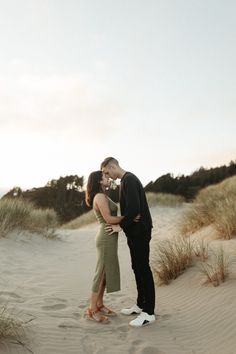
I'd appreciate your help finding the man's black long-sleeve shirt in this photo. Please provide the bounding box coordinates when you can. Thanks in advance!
[119,172,153,235]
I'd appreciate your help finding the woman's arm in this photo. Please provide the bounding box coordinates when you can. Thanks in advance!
[105,214,141,235]
[94,194,124,224]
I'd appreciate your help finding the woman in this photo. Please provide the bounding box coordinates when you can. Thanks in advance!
[84,170,123,324]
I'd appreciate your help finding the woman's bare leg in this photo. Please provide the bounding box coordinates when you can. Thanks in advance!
[88,272,116,317]
[96,272,106,308]
[86,272,109,322]
[90,271,105,311]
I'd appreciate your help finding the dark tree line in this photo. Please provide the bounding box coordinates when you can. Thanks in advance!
[3,175,119,223]
[145,160,236,200]
[2,160,235,223]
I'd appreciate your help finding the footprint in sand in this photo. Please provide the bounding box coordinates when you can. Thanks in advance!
[80,335,98,353]
[138,347,167,354]
[0,291,21,298]
[41,296,68,311]
[159,313,172,321]
[0,291,24,303]
[44,297,67,303]
[72,311,81,318]
[132,340,143,346]
[117,324,128,333]
[117,324,128,340]
[58,319,80,328]
[42,304,67,311]
[129,342,166,354]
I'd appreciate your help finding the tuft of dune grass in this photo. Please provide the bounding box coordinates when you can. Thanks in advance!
[0,305,34,353]
[194,239,209,262]
[213,195,236,239]
[25,208,59,238]
[61,209,96,229]
[0,306,24,341]
[146,192,185,208]
[0,198,58,238]
[153,236,194,285]
[152,235,231,286]
[181,176,236,239]
[0,198,32,237]
[200,246,229,286]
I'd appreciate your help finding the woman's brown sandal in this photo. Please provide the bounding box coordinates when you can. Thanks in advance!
[84,308,109,324]
[97,305,117,317]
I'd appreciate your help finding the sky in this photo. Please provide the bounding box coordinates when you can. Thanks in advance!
[0,0,236,194]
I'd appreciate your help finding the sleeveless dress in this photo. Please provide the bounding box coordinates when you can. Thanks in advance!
[92,197,120,293]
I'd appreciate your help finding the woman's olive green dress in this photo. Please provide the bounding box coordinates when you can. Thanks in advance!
[92,197,120,293]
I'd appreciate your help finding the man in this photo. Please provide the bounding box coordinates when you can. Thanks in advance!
[101,157,155,327]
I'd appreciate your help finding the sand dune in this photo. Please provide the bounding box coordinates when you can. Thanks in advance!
[1,206,236,354]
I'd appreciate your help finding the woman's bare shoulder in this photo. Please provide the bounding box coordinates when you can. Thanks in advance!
[94,192,105,199]
[94,193,107,203]
[93,193,108,211]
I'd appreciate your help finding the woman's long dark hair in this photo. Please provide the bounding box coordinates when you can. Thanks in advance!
[85,170,103,207]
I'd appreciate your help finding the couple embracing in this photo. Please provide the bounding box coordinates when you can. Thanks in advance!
[84,157,156,328]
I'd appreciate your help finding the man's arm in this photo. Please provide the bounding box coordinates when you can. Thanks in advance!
[120,176,140,233]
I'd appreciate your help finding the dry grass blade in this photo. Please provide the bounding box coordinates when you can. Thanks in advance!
[200,246,229,286]
[0,306,24,340]
[180,204,206,236]
[213,196,236,239]
[0,198,32,237]
[0,198,58,238]
[153,236,194,285]
[194,239,209,261]
[61,209,96,229]
[146,192,185,208]
[180,175,236,239]
[0,305,34,353]
[25,208,59,238]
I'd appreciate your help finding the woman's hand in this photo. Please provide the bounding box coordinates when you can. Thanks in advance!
[105,224,122,235]
[133,214,141,222]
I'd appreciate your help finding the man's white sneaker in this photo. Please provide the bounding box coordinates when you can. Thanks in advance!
[129,312,155,327]
[120,304,142,315]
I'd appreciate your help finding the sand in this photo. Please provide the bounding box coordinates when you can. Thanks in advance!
[1,205,236,354]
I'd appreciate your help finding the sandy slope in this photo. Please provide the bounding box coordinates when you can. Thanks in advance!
[1,206,236,354]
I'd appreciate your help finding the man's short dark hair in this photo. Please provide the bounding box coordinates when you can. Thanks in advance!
[100,157,119,169]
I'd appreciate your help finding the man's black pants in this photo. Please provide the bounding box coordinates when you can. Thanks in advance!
[127,229,155,315]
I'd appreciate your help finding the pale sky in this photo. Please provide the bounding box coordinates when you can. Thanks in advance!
[0,0,236,193]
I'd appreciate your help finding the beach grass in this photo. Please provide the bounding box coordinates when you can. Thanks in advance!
[153,236,230,286]
[0,306,24,342]
[0,305,34,353]
[0,198,58,238]
[194,239,209,262]
[25,208,59,238]
[200,246,229,286]
[61,209,96,229]
[181,176,236,239]
[146,192,185,208]
[153,236,194,285]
